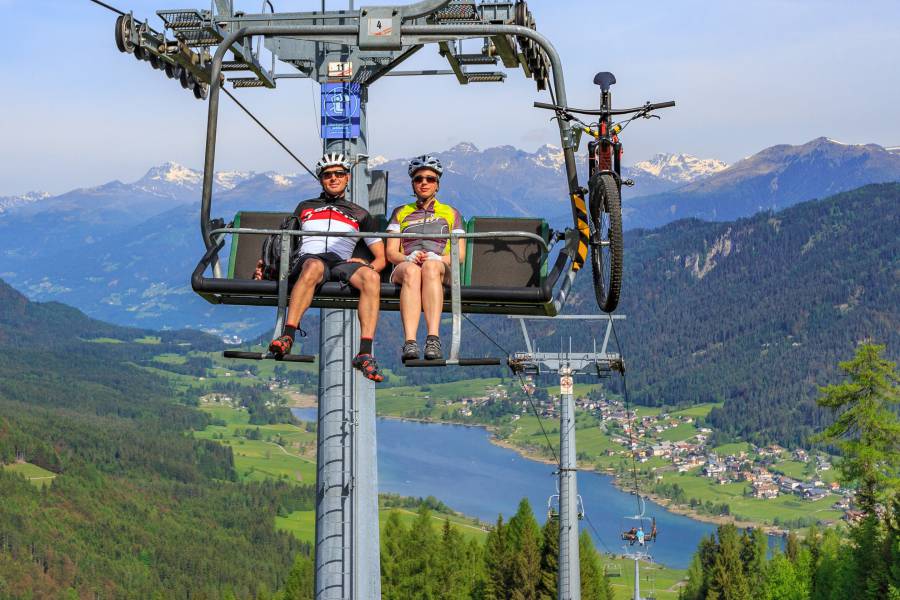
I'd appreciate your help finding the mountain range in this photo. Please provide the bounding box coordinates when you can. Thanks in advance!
[624,137,900,229]
[0,137,898,335]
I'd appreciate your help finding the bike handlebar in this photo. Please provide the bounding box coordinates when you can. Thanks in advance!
[534,100,676,117]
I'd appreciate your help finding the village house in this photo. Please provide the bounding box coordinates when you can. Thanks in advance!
[753,481,779,499]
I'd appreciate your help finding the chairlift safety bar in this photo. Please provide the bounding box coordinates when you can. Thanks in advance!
[208,226,557,363]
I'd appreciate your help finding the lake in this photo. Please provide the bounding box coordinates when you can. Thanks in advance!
[293,408,715,569]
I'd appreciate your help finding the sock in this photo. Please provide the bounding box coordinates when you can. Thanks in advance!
[405,339,416,345]
[358,337,373,356]
[283,324,297,340]
[426,334,440,343]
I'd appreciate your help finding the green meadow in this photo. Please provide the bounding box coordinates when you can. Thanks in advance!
[2,462,56,487]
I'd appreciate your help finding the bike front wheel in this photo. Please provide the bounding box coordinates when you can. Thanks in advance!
[588,172,623,313]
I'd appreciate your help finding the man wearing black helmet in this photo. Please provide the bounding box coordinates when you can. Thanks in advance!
[385,154,465,361]
[255,152,386,382]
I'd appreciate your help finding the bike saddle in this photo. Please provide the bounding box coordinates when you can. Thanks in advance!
[593,71,616,92]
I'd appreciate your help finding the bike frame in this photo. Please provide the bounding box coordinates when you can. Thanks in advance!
[587,89,623,188]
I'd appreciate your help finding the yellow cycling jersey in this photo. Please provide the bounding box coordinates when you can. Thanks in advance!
[386,197,464,255]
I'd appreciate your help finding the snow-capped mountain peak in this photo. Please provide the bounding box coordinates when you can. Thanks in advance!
[630,153,728,183]
[0,191,50,214]
[531,144,564,171]
[139,161,202,187]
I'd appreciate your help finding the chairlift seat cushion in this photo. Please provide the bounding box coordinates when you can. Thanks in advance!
[463,217,548,287]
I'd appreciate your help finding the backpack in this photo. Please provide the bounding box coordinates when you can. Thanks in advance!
[260,215,301,280]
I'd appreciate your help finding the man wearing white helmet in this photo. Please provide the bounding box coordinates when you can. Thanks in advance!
[385,154,465,361]
[255,152,386,381]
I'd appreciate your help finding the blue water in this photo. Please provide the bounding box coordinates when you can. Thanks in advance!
[292,408,714,568]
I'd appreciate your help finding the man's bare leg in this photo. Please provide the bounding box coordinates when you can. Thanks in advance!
[420,260,445,337]
[348,266,381,339]
[348,266,384,382]
[285,259,326,328]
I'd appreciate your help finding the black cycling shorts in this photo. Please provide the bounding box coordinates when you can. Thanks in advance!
[288,252,368,287]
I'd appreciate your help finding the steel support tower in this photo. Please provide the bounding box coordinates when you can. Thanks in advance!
[512,315,625,600]
[128,1,575,597]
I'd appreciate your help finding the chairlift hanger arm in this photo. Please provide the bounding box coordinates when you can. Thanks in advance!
[201,23,576,252]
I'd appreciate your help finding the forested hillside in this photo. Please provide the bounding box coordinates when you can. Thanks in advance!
[399,183,899,447]
[0,281,312,598]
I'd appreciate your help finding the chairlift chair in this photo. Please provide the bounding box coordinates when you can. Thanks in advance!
[185,11,607,367]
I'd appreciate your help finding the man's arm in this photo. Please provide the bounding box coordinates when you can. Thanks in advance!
[366,241,387,272]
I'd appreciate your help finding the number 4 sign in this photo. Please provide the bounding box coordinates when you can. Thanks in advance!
[368,17,393,37]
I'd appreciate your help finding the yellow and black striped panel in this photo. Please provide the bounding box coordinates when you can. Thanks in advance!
[571,193,590,270]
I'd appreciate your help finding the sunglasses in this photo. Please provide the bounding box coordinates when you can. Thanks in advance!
[321,170,349,180]
[413,175,439,184]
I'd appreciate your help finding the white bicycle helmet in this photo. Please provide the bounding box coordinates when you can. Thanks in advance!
[408,154,443,178]
[315,152,352,177]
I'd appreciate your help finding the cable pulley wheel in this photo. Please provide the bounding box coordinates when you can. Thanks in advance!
[179,69,193,89]
[114,14,135,54]
[148,54,160,69]
[133,46,147,61]
[193,82,208,100]
[164,62,179,79]
[515,1,528,27]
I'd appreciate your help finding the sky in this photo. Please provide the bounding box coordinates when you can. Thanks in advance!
[1,0,898,195]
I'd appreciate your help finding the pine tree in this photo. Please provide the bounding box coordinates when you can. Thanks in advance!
[483,515,510,600]
[785,532,800,563]
[277,553,313,600]
[435,519,479,600]
[380,510,406,599]
[814,343,900,513]
[760,553,809,600]
[394,506,441,598]
[739,528,767,589]
[538,518,558,599]
[708,524,750,600]
[507,499,542,599]
[578,530,611,600]
[679,552,705,600]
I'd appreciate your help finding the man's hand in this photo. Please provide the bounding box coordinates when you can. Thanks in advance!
[405,250,424,264]
[253,259,265,280]
[347,258,371,266]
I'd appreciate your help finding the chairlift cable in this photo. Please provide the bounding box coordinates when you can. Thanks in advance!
[607,315,643,516]
[584,513,617,556]
[461,313,560,467]
[87,0,317,180]
[222,88,318,180]
[87,0,126,16]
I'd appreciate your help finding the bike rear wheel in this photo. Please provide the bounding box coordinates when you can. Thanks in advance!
[588,172,623,312]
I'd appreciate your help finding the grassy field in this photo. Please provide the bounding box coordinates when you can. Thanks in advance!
[376,377,505,418]
[657,471,843,525]
[606,556,686,600]
[668,403,721,419]
[710,441,752,456]
[659,422,698,442]
[195,405,317,484]
[2,462,56,487]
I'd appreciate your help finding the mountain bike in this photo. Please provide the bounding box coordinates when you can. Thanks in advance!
[536,72,674,312]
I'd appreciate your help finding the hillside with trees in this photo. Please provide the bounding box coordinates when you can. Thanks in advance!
[391,183,899,447]
[678,343,899,600]
[0,281,312,598]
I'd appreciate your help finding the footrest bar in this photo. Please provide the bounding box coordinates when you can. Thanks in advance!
[223,350,315,363]
[403,357,502,367]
